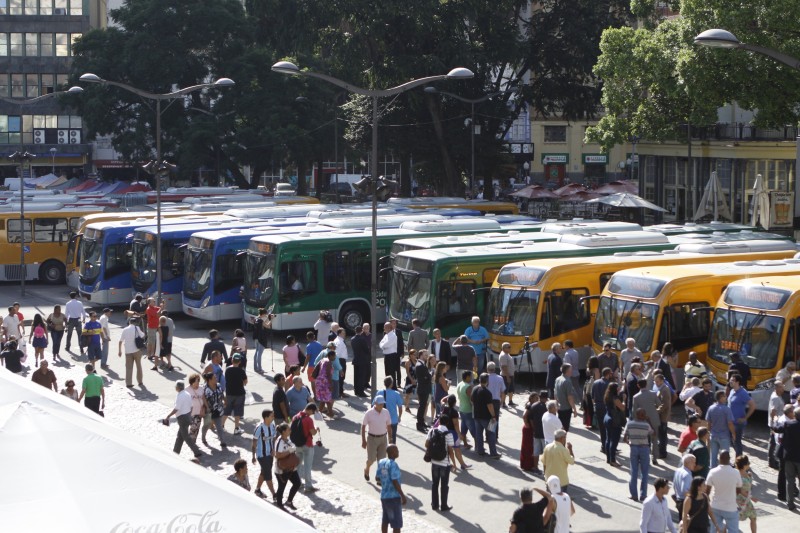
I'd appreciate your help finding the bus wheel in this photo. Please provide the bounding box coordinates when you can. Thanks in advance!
[340,303,369,333]
[39,260,66,285]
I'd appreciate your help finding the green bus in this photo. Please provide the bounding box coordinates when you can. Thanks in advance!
[387,230,777,339]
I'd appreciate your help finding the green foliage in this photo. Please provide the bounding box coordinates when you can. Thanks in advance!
[587,0,800,152]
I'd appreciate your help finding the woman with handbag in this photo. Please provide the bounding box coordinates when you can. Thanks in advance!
[681,476,720,533]
[29,314,48,368]
[273,422,301,511]
[46,305,66,362]
[282,335,302,375]
[602,382,626,467]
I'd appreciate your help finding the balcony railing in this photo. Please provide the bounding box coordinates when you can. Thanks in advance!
[681,123,799,142]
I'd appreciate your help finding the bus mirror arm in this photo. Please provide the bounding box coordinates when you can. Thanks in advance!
[689,306,714,319]
[470,287,492,294]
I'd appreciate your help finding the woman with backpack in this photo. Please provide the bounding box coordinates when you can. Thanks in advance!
[29,314,48,368]
[437,405,471,470]
[273,422,301,511]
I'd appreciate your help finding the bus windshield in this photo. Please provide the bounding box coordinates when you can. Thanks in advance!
[66,233,81,266]
[79,236,102,283]
[183,246,213,300]
[389,270,432,324]
[709,309,783,370]
[594,296,659,351]
[132,239,158,286]
[487,287,540,336]
[243,252,276,306]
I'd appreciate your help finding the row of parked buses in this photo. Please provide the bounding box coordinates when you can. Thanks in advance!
[23,192,797,409]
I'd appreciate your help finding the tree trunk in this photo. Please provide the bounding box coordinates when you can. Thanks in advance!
[425,98,458,196]
[296,160,308,196]
[398,150,411,197]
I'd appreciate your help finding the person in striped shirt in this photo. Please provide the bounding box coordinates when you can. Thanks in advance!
[624,408,655,502]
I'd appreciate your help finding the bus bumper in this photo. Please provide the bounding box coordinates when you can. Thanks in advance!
[78,287,131,306]
[183,301,243,322]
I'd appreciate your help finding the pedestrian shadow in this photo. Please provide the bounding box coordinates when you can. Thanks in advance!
[568,484,613,519]
[312,445,337,475]
[579,460,627,483]
[303,490,352,516]
[103,367,122,382]
[128,384,159,402]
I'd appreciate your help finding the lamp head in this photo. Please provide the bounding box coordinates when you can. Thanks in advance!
[213,78,235,88]
[79,73,103,83]
[272,61,300,75]
[295,96,309,103]
[66,86,84,94]
[353,176,372,195]
[424,86,439,94]
[694,29,741,49]
[375,176,398,202]
[446,67,475,79]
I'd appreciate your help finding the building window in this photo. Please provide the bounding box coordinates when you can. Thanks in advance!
[8,0,22,15]
[56,73,68,89]
[54,0,66,14]
[26,74,38,97]
[9,33,23,56]
[69,0,80,15]
[70,33,81,53]
[23,0,35,15]
[0,34,7,56]
[25,33,37,56]
[41,74,54,94]
[40,0,52,15]
[11,74,23,97]
[55,33,68,56]
[544,125,567,143]
[40,33,53,56]
[0,75,8,98]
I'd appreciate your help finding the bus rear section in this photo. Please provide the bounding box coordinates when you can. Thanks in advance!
[487,239,800,374]
[592,259,800,384]
[707,276,800,410]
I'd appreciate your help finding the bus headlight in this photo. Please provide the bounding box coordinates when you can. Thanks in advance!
[201,296,210,309]
[754,378,775,391]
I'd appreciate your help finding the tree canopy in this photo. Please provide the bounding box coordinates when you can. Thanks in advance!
[587,0,800,152]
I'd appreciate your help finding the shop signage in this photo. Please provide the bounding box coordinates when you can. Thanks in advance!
[541,153,568,165]
[582,154,608,165]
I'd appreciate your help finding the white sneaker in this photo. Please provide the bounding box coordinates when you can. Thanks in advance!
[234,428,244,435]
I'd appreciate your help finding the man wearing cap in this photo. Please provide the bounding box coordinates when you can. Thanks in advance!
[64,291,86,356]
[162,380,204,463]
[362,394,392,482]
[98,307,112,369]
[118,317,145,388]
[223,353,248,435]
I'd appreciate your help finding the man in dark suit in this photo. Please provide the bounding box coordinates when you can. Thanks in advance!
[429,328,452,368]
[351,324,372,397]
[780,406,800,510]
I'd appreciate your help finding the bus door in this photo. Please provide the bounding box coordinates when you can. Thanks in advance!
[784,319,800,372]
[539,289,591,344]
[660,302,712,360]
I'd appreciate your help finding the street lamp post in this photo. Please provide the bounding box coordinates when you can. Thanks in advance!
[272,61,474,399]
[79,74,235,299]
[2,86,84,296]
[424,87,513,197]
[49,147,57,174]
[694,29,800,228]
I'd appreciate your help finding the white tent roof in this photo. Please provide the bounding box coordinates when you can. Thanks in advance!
[0,373,315,532]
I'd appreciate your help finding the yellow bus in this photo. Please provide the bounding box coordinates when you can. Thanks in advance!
[592,258,800,383]
[486,240,800,374]
[0,206,102,284]
[707,275,800,410]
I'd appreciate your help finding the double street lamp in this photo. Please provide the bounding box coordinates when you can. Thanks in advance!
[272,61,474,399]
[694,29,800,228]
[79,73,235,299]
[3,86,84,296]
[424,87,513,197]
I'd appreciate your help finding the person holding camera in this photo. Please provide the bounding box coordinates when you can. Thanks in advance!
[252,308,272,374]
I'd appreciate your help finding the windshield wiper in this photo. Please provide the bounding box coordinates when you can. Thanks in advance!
[734,311,766,357]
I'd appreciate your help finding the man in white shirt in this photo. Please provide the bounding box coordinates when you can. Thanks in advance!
[620,338,642,380]
[361,395,392,482]
[2,306,21,342]
[118,318,145,388]
[498,342,517,407]
[379,322,401,390]
[639,478,676,533]
[562,340,580,393]
[333,327,349,397]
[64,291,86,356]
[541,400,563,445]
[679,377,703,422]
[705,451,742,533]
[768,382,787,469]
[98,308,112,369]
[162,380,203,463]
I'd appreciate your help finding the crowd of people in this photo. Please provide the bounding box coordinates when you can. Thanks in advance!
[4,292,800,532]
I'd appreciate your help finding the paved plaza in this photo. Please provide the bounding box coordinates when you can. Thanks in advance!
[3,282,796,532]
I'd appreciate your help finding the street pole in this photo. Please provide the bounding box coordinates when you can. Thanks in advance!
[334,105,339,203]
[272,61,473,400]
[471,102,475,197]
[79,74,234,301]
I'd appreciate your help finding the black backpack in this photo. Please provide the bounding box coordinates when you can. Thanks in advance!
[428,428,448,461]
[290,415,307,447]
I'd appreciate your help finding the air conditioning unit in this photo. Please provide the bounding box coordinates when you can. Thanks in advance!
[54,8,67,15]
[57,129,68,144]
[69,130,81,144]
[33,130,45,144]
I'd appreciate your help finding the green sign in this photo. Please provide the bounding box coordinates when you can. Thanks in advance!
[582,154,608,165]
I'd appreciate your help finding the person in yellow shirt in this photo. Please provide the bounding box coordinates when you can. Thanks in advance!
[541,429,575,492]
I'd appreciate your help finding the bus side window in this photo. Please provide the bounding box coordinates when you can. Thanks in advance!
[599,273,613,293]
[323,250,351,293]
[354,251,371,291]
[282,260,317,295]
[436,281,475,318]
[7,219,32,243]
[33,217,68,243]
[668,302,709,351]
[784,324,797,368]
[540,298,552,339]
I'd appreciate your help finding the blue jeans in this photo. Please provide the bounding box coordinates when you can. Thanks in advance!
[254,342,264,372]
[629,445,650,500]
[604,424,622,463]
[390,423,398,444]
[733,422,746,457]
[460,411,476,441]
[297,445,315,489]
[710,436,731,468]
[431,464,450,508]
[476,353,486,373]
[475,418,497,456]
[713,508,739,533]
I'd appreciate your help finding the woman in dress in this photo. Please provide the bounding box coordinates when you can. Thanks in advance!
[29,314,48,368]
[282,335,301,375]
[603,382,626,467]
[273,422,301,510]
[187,373,205,444]
[315,349,336,417]
[402,349,418,414]
[681,476,719,533]
[158,316,174,371]
[736,455,758,533]
[45,305,65,362]
[520,392,538,471]
[433,361,449,417]
[232,328,248,370]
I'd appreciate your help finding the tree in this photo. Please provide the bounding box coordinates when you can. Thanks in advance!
[587,0,800,152]
[68,0,249,186]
